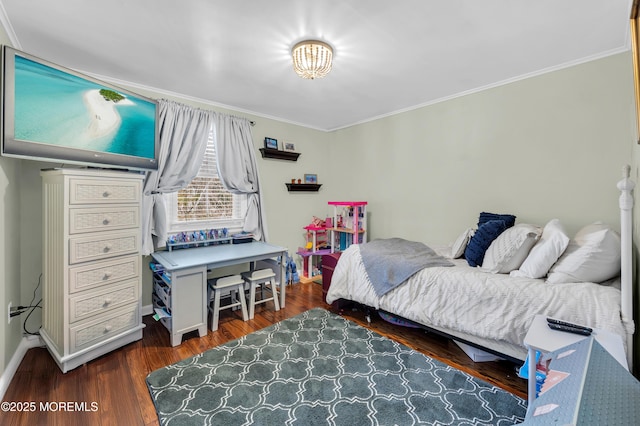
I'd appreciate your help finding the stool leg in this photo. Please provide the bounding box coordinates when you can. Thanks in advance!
[211,288,222,331]
[230,289,237,311]
[248,281,257,319]
[271,280,280,311]
[237,283,249,321]
[207,284,214,329]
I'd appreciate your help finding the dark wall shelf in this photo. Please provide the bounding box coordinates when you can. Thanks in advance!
[259,148,300,161]
[286,183,322,192]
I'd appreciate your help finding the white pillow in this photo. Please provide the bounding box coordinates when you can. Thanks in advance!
[450,227,475,259]
[546,222,621,284]
[481,224,542,273]
[510,219,570,279]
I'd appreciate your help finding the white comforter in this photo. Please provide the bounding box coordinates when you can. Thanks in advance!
[326,245,627,360]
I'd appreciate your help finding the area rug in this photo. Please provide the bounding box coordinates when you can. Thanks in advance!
[146,308,526,425]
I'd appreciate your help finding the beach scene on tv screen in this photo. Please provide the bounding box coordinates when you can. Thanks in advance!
[14,54,156,159]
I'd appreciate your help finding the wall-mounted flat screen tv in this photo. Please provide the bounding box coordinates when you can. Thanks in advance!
[1,46,158,170]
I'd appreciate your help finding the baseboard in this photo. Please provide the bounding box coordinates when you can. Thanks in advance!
[1,306,154,399]
[2,307,154,399]
[142,303,153,316]
[0,334,44,400]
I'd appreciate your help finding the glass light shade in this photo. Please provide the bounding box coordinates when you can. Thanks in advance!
[291,40,333,79]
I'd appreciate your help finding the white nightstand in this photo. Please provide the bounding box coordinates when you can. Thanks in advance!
[523,314,627,413]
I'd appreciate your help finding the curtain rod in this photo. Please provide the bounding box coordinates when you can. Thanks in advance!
[159,98,256,126]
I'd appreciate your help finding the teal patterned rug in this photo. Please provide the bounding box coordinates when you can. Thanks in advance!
[146,308,526,425]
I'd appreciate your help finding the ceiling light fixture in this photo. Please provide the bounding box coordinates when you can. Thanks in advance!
[291,40,333,79]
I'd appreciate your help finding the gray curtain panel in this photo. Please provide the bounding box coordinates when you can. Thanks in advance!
[213,113,268,241]
[141,99,213,255]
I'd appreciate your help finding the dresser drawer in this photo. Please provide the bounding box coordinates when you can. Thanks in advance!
[69,279,139,323]
[69,178,141,205]
[69,304,139,353]
[69,255,140,294]
[69,231,139,264]
[69,206,140,234]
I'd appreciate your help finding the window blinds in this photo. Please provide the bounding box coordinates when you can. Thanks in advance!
[176,132,238,221]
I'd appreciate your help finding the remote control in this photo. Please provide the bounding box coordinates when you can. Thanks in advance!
[546,317,593,333]
[547,322,592,336]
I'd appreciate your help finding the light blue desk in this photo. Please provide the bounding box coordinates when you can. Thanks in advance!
[151,242,287,346]
[523,337,640,424]
[523,314,627,414]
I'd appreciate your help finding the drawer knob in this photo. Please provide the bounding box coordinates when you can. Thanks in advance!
[102,217,111,225]
[103,299,112,306]
[102,272,111,280]
[102,190,111,198]
[104,325,112,333]
[103,245,112,253]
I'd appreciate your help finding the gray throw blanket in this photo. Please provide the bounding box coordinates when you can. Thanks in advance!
[360,238,453,297]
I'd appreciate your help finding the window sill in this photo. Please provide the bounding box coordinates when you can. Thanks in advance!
[168,218,244,235]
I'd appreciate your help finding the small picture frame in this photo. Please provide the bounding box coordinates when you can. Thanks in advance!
[264,137,278,150]
[304,174,318,184]
[283,141,296,152]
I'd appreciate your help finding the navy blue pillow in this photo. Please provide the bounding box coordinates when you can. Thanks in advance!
[478,212,516,228]
[465,220,507,267]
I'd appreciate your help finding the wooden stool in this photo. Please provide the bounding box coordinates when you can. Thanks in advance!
[241,269,280,319]
[207,275,248,331]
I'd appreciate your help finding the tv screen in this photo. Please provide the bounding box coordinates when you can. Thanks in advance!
[1,46,158,170]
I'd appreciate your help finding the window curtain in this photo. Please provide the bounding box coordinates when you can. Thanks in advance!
[141,99,213,255]
[213,113,268,241]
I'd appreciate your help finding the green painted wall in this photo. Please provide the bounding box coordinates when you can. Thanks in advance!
[1,45,638,384]
[329,52,635,244]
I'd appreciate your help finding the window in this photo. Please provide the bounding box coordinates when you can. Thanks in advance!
[167,128,247,233]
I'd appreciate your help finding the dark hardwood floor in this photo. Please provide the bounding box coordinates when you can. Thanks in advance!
[2,281,527,425]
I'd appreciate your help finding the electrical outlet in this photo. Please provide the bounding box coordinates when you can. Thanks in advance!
[8,302,12,325]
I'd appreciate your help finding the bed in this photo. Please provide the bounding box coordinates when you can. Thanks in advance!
[326,167,635,366]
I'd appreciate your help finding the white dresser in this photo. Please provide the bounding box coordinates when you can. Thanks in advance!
[40,168,145,373]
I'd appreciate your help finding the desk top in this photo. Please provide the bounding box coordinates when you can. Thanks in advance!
[526,337,640,424]
[151,241,287,271]
[524,314,628,371]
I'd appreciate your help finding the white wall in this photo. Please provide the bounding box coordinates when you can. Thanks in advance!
[0,20,25,389]
[0,156,21,382]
